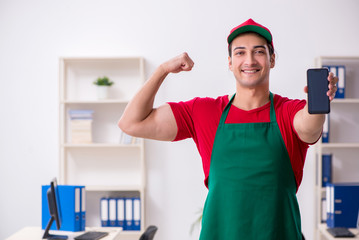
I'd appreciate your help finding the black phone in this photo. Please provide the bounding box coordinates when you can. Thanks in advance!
[307,68,330,114]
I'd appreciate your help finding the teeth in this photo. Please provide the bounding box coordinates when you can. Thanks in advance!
[243,70,257,73]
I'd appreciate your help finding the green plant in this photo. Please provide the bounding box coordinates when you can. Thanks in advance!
[93,76,114,86]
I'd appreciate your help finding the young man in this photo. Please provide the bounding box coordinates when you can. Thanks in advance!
[118,19,338,239]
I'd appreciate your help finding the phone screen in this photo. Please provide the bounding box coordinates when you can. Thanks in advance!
[307,68,330,114]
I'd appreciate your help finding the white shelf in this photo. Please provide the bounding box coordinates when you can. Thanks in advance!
[332,98,359,104]
[59,57,146,231]
[62,100,130,104]
[320,143,359,148]
[85,185,144,192]
[62,143,142,148]
[314,56,359,240]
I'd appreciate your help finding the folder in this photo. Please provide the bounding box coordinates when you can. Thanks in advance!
[326,185,333,227]
[100,198,109,227]
[336,66,346,98]
[125,198,133,230]
[116,198,125,229]
[327,183,359,228]
[324,65,346,99]
[322,114,330,143]
[322,154,332,187]
[321,197,327,223]
[80,187,86,231]
[109,198,117,227]
[42,185,83,232]
[133,198,141,230]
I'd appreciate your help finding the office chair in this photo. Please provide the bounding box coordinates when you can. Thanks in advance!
[139,225,158,240]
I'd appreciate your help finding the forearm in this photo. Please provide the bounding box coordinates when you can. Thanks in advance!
[294,103,325,143]
[118,65,168,132]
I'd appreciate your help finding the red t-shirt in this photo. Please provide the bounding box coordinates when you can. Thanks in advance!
[168,94,310,192]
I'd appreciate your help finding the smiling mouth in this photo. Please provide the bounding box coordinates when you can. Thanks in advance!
[242,69,260,73]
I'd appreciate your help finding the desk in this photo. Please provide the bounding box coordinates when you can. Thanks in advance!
[319,223,359,240]
[6,227,122,240]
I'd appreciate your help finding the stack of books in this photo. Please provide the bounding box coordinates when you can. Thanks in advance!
[69,110,94,144]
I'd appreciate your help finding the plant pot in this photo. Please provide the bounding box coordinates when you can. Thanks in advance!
[97,86,109,99]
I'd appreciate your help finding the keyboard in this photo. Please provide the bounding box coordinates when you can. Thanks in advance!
[327,227,355,238]
[74,231,109,240]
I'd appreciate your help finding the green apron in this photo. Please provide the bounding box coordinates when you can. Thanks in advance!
[199,93,301,240]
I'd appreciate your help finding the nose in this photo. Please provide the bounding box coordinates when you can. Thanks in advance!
[244,53,257,66]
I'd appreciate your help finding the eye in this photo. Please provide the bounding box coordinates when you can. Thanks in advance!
[254,49,265,55]
[235,51,245,56]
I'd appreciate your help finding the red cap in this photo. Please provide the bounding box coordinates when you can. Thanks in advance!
[227,19,273,49]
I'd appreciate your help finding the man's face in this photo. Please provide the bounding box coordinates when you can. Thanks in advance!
[228,33,275,89]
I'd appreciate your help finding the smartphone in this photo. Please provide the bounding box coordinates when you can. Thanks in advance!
[307,68,330,114]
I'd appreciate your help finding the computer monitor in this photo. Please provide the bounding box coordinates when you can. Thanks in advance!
[42,178,68,240]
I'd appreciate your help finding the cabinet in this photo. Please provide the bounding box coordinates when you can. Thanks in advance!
[59,57,145,239]
[314,57,359,240]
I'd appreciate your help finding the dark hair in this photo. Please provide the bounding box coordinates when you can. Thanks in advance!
[228,32,274,57]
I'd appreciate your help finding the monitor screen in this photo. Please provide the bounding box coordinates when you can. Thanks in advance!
[42,178,68,240]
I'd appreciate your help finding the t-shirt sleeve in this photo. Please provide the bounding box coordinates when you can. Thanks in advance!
[167,98,198,141]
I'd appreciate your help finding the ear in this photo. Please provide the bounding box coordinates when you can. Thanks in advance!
[228,56,233,71]
[270,53,275,68]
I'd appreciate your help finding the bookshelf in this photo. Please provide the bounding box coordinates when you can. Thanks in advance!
[314,57,359,240]
[59,57,145,239]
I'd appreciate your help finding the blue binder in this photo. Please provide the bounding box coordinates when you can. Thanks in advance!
[322,114,330,143]
[109,198,117,227]
[324,65,346,99]
[132,197,141,230]
[116,198,125,229]
[100,198,109,227]
[80,187,86,231]
[42,185,83,232]
[322,154,332,187]
[327,183,359,228]
[125,198,133,230]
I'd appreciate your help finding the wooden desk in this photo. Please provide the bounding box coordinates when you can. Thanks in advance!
[6,227,122,240]
[319,223,359,240]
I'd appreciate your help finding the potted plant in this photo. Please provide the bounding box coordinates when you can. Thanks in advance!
[93,76,114,99]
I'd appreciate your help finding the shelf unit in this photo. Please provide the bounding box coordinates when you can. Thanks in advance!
[59,57,145,239]
[314,57,359,240]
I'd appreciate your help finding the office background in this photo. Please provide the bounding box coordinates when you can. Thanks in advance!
[1,0,359,239]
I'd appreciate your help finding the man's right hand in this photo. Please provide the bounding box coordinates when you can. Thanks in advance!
[161,52,195,74]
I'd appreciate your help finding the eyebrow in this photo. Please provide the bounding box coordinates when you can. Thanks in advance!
[233,45,266,51]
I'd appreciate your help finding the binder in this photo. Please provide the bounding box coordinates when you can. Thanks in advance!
[109,198,117,227]
[116,198,125,229]
[133,198,141,230]
[125,198,133,230]
[322,114,329,143]
[323,65,346,99]
[326,185,333,227]
[100,198,109,227]
[327,183,359,228]
[321,197,327,223]
[80,187,86,231]
[42,185,83,232]
[322,154,332,187]
[336,66,346,98]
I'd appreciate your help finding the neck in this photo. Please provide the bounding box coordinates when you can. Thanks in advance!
[230,87,270,111]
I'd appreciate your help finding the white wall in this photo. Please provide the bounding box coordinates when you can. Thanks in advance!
[1,0,359,239]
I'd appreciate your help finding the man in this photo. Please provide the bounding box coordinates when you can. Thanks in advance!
[118,19,338,239]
